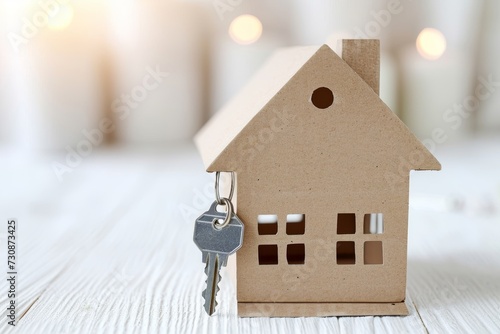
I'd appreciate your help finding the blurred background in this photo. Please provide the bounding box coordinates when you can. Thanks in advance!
[1,0,499,151]
[0,2,499,329]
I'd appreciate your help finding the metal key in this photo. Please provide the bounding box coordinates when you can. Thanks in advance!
[193,199,244,315]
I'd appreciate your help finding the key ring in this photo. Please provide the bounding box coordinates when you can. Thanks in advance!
[213,197,233,230]
[215,171,235,205]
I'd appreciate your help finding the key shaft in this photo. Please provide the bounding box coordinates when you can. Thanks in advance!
[202,252,226,315]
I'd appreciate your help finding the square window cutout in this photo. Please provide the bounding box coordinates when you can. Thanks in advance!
[364,241,383,264]
[258,244,278,265]
[337,213,356,234]
[286,214,305,235]
[287,243,305,264]
[337,241,355,265]
[363,213,384,234]
[258,214,278,235]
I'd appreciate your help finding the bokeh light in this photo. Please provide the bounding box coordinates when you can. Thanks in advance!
[47,4,74,31]
[228,14,262,45]
[416,28,447,60]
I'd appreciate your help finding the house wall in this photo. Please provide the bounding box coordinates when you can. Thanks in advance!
[235,171,410,303]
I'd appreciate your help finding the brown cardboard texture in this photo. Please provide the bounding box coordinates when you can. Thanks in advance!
[195,40,440,317]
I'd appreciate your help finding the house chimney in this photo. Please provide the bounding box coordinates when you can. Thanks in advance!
[342,39,380,95]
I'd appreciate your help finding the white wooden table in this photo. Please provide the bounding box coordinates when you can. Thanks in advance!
[0,137,499,333]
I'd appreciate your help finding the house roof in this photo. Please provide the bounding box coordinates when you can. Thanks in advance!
[195,45,320,170]
[195,44,441,173]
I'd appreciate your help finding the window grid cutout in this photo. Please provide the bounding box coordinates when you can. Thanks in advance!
[337,213,356,234]
[337,241,355,265]
[287,243,305,265]
[286,214,305,235]
[258,244,278,265]
[363,213,384,234]
[364,241,383,264]
[258,214,278,235]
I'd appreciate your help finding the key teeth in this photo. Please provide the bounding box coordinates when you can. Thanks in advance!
[202,282,221,315]
[204,262,209,276]
[201,281,221,299]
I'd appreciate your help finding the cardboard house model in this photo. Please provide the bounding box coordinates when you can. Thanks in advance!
[195,40,440,317]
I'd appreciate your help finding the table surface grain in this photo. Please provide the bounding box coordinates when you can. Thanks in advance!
[1,137,499,334]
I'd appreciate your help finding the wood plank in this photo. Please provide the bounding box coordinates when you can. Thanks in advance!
[0,149,177,333]
[1,139,499,333]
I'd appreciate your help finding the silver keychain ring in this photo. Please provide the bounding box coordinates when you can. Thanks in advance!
[215,171,235,205]
[213,197,233,230]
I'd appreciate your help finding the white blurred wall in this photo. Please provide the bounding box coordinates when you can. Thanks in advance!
[109,0,210,145]
[0,0,499,151]
[477,0,500,132]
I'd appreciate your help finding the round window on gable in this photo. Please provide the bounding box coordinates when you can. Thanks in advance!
[311,87,334,109]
